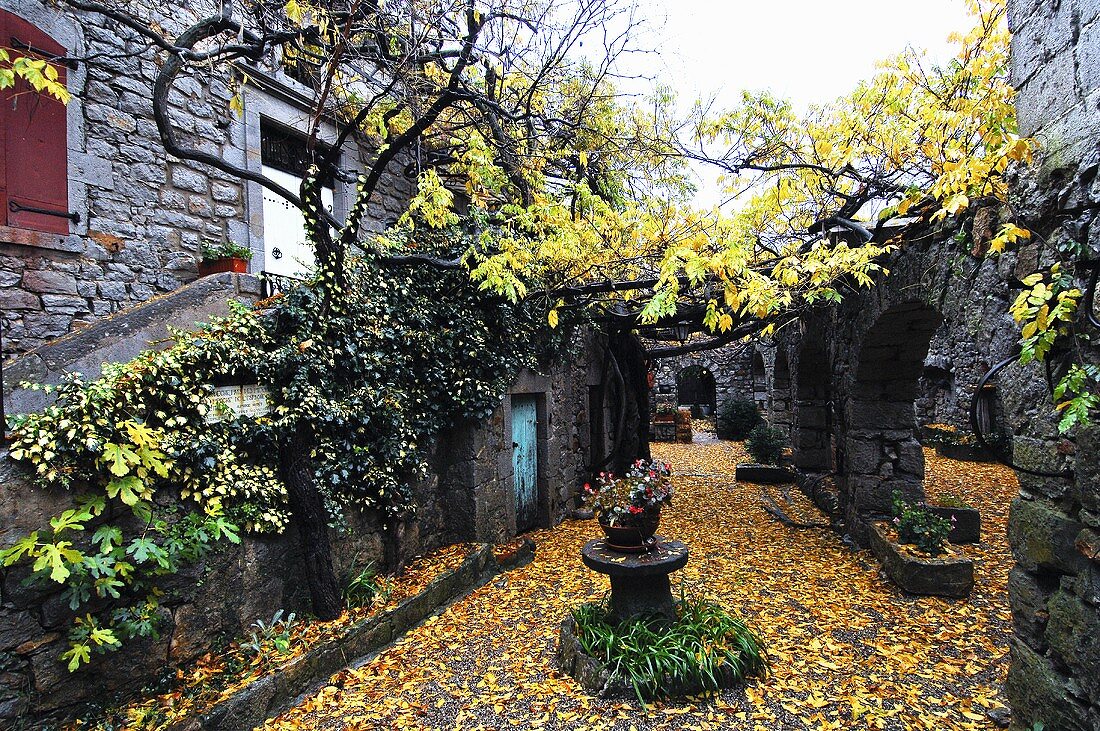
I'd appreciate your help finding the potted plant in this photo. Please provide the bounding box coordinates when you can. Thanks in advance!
[653,402,677,423]
[581,459,673,551]
[717,398,763,440]
[652,402,677,442]
[868,492,973,598]
[735,422,793,484]
[198,241,252,276]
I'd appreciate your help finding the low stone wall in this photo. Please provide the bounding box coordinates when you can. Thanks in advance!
[3,271,263,418]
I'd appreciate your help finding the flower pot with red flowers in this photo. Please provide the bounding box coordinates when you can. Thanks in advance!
[581,459,673,552]
[198,241,252,277]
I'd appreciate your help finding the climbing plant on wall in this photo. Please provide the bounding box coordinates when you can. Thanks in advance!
[2,246,551,669]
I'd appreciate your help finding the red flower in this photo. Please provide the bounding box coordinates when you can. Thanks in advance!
[628,505,643,514]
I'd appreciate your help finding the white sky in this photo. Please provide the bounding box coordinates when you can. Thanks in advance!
[603,0,974,205]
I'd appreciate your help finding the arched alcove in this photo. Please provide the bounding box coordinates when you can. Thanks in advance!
[844,301,944,522]
[677,365,717,416]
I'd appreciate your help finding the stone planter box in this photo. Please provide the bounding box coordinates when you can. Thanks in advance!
[161,542,533,731]
[735,463,794,484]
[927,505,981,544]
[933,442,995,462]
[868,522,973,599]
[652,421,677,442]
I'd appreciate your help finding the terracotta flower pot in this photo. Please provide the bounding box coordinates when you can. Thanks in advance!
[198,256,249,277]
[598,510,661,551]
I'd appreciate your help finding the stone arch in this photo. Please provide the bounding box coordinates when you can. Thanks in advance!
[648,346,749,421]
[842,300,943,529]
[793,340,832,472]
[676,364,716,416]
[770,349,793,435]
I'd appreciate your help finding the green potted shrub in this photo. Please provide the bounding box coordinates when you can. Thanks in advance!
[717,398,762,440]
[735,422,793,484]
[198,240,252,276]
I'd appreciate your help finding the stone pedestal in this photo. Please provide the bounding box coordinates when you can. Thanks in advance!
[581,537,689,622]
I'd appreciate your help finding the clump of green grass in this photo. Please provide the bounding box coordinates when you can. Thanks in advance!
[571,595,768,704]
[935,492,974,510]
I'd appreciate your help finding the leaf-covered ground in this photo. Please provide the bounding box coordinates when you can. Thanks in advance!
[73,544,483,730]
[262,438,1018,730]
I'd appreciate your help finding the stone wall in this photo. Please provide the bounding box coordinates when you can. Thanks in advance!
[0,0,414,357]
[649,344,757,420]
[0,312,606,723]
[1001,1,1100,728]
[770,230,1020,538]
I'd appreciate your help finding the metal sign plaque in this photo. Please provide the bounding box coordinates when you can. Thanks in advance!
[205,383,273,422]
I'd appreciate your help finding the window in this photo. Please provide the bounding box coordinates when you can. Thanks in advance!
[0,10,71,235]
[259,121,334,278]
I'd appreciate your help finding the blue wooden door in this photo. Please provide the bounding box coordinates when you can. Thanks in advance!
[512,396,538,532]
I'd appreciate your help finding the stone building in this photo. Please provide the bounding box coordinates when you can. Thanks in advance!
[649,344,756,418]
[0,0,415,357]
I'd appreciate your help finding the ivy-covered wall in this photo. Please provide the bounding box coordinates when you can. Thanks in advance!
[0,309,608,723]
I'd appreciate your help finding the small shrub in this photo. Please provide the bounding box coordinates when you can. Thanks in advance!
[745,423,786,465]
[200,240,253,261]
[891,491,952,556]
[344,562,381,607]
[717,398,762,440]
[242,610,299,660]
[571,595,768,704]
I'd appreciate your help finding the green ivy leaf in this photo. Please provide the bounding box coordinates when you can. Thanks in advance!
[101,442,140,477]
[106,476,146,506]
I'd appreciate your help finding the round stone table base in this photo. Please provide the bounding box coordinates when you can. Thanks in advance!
[581,537,689,623]
[608,573,675,623]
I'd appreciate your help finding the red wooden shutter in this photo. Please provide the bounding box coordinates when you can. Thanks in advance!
[0,11,70,235]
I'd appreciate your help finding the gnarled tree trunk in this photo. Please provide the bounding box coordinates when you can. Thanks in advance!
[607,329,652,475]
[280,423,343,620]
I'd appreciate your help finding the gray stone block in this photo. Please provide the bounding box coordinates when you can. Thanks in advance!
[0,290,40,310]
[39,295,90,315]
[1008,567,1054,650]
[1006,640,1091,731]
[21,271,78,296]
[171,167,208,194]
[1009,498,1088,575]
